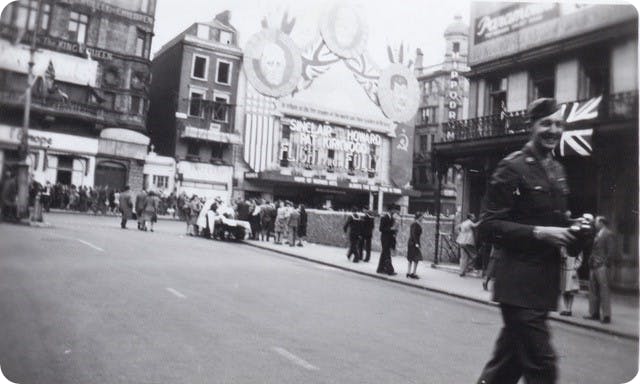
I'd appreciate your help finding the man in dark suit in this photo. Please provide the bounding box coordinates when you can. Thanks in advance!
[477,98,578,384]
[135,188,147,230]
[377,207,398,275]
[344,208,363,262]
[584,216,615,324]
[360,210,375,262]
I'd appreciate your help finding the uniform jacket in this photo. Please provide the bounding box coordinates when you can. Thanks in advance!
[590,227,616,269]
[479,144,570,311]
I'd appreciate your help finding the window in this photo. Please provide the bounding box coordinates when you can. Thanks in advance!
[188,89,206,117]
[103,92,116,109]
[191,54,208,80]
[216,60,231,85]
[528,66,555,103]
[152,175,169,189]
[219,30,233,45]
[420,106,437,124]
[9,1,50,31]
[135,30,147,58]
[453,42,460,54]
[130,95,144,114]
[196,24,209,39]
[211,143,223,160]
[579,52,608,99]
[419,135,429,152]
[68,11,88,44]
[187,142,199,156]
[212,95,229,122]
[487,77,507,115]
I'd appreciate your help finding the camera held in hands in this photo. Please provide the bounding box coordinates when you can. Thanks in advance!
[566,213,596,256]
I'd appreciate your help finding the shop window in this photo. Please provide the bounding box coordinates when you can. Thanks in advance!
[219,30,233,45]
[191,54,208,80]
[188,89,205,117]
[212,95,229,122]
[487,77,507,115]
[216,60,231,85]
[211,143,224,161]
[528,66,555,103]
[579,52,608,100]
[197,24,209,39]
[8,1,50,32]
[68,11,88,44]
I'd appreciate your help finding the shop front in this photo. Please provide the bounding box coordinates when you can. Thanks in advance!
[0,124,97,187]
[176,161,233,203]
[96,128,150,191]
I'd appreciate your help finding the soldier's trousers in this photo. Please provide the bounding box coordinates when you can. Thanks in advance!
[477,304,557,384]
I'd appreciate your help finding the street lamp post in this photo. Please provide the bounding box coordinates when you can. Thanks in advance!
[16,0,43,220]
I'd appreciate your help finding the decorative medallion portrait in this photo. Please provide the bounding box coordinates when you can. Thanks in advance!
[320,4,368,59]
[377,64,420,123]
[244,28,302,98]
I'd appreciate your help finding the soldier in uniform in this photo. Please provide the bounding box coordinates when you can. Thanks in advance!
[477,98,577,384]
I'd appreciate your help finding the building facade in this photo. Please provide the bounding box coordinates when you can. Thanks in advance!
[0,0,156,190]
[148,11,242,202]
[410,15,470,216]
[434,3,638,290]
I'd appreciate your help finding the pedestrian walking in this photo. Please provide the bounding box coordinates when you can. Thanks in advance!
[287,205,300,247]
[360,210,375,262]
[42,181,52,212]
[135,189,148,231]
[250,199,261,240]
[343,208,362,262]
[260,201,275,241]
[476,98,578,384]
[584,216,615,324]
[142,190,160,232]
[186,195,201,236]
[118,186,133,229]
[406,212,423,279]
[377,207,398,275]
[456,213,478,277]
[559,246,582,316]
[297,204,307,246]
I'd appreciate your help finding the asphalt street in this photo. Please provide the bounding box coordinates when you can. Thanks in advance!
[0,214,637,384]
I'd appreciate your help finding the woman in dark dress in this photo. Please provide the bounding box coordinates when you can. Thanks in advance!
[406,212,423,279]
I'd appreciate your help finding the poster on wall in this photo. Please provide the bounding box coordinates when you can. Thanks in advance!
[389,122,414,188]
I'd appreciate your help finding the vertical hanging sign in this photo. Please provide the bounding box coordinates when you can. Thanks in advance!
[448,52,459,120]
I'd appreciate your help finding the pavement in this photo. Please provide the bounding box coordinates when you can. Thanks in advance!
[0,213,637,384]
[243,238,640,340]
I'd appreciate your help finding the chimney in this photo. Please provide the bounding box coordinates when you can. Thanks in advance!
[215,10,231,26]
[414,48,424,76]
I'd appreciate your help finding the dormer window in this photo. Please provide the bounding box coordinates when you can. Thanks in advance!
[219,30,233,45]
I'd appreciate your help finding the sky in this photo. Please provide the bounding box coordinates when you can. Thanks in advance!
[151,0,472,68]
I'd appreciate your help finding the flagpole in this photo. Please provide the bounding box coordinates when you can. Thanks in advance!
[17,0,43,220]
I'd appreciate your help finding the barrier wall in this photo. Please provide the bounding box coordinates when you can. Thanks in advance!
[305,209,455,260]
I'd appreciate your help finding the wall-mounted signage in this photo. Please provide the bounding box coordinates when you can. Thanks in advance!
[474,3,560,44]
[62,0,154,24]
[279,117,381,175]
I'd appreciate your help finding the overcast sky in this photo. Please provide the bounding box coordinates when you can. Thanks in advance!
[151,0,471,68]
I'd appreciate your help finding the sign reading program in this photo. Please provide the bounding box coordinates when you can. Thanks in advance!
[474,3,559,44]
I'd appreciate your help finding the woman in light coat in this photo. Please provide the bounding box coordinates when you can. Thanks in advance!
[142,190,160,232]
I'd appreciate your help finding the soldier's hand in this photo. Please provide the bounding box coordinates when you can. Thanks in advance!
[533,226,576,247]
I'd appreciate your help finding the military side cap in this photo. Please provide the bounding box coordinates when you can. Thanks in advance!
[527,98,558,122]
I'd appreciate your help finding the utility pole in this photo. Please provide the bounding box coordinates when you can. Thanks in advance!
[16,0,43,219]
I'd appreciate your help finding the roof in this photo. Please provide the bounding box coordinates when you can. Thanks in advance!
[444,15,468,36]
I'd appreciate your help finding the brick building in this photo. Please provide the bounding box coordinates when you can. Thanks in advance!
[434,3,638,289]
[147,11,242,202]
[0,0,156,191]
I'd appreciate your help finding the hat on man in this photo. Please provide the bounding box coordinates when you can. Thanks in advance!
[527,98,558,123]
